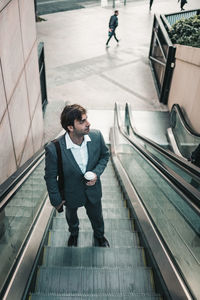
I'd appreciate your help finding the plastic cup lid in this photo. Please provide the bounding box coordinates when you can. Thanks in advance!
[84,171,95,180]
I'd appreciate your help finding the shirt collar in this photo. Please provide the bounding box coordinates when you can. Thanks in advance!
[65,132,91,149]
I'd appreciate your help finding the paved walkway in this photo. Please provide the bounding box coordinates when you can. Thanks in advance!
[37,0,199,142]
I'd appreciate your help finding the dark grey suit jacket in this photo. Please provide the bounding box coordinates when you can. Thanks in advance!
[44,129,109,208]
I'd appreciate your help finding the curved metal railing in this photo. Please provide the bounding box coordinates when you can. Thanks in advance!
[125,102,200,178]
[169,104,200,159]
[112,102,200,299]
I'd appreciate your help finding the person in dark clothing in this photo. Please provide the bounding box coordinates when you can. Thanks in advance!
[178,0,187,11]
[149,0,153,10]
[106,10,119,48]
[44,104,110,248]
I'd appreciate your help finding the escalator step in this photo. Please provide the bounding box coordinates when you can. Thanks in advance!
[56,207,129,219]
[31,293,160,299]
[52,218,133,231]
[5,206,34,217]
[48,230,138,247]
[43,246,144,267]
[102,202,125,208]
[35,266,154,294]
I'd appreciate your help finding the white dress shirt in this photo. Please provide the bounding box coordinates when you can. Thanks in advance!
[65,132,91,174]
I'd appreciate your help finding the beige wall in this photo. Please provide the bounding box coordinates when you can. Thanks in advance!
[168,44,200,134]
[0,0,44,185]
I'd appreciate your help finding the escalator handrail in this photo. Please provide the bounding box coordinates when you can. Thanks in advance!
[0,130,65,209]
[170,103,200,138]
[115,103,200,213]
[125,102,200,178]
[0,147,45,208]
[110,127,193,300]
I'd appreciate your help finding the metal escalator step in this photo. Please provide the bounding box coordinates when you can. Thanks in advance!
[43,246,144,267]
[56,207,129,219]
[6,198,36,207]
[102,194,123,201]
[13,189,46,198]
[101,174,119,186]
[48,231,138,247]
[52,218,133,231]
[35,266,154,294]
[102,202,124,208]
[102,186,121,192]
[5,206,33,217]
[31,293,160,299]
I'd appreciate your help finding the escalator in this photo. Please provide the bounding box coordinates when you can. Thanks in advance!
[1,105,200,299]
[167,104,200,160]
[124,102,200,201]
[30,161,160,299]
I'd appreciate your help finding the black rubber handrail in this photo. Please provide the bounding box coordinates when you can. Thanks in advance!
[115,103,200,212]
[0,147,45,206]
[170,103,200,137]
[125,102,200,178]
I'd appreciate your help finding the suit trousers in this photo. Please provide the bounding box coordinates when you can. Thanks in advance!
[106,28,118,45]
[65,199,104,238]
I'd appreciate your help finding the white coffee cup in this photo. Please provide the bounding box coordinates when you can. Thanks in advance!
[84,171,96,181]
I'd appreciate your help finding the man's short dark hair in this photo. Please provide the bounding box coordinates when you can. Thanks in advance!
[60,104,87,132]
[114,10,118,14]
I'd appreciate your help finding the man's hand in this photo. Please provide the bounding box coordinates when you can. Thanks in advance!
[86,174,97,186]
[56,200,66,212]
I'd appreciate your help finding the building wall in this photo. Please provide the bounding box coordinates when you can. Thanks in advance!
[168,44,200,134]
[0,0,44,185]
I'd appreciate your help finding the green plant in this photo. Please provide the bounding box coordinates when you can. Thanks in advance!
[169,15,200,48]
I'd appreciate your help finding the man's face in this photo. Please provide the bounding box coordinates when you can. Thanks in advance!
[70,114,90,136]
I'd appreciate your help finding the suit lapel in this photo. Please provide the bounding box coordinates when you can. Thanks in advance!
[60,135,83,175]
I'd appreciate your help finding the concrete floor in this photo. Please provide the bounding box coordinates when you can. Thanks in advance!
[37,0,200,142]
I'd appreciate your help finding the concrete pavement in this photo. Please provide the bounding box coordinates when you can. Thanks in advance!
[37,0,200,142]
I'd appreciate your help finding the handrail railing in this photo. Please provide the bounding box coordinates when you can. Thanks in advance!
[111,104,195,300]
[116,103,200,211]
[162,9,200,30]
[170,104,200,137]
[0,147,45,207]
[125,102,200,178]
[169,104,200,159]
[149,14,175,104]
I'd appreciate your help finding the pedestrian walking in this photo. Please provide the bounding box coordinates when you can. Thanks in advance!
[178,0,187,11]
[106,10,119,48]
[44,104,110,248]
[149,0,154,10]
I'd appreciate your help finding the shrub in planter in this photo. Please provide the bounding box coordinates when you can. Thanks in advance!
[169,15,200,48]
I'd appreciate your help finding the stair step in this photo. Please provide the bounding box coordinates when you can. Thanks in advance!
[13,189,46,198]
[102,194,123,201]
[5,206,33,217]
[56,207,129,220]
[48,231,138,247]
[35,266,154,294]
[31,293,160,300]
[43,246,144,267]
[102,185,121,192]
[52,218,133,231]
[102,202,125,208]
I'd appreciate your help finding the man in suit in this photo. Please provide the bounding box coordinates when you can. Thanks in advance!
[44,104,110,247]
[106,10,119,48]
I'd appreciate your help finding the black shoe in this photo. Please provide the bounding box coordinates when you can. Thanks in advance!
[67,234,78,247]
[94,236,110,247]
